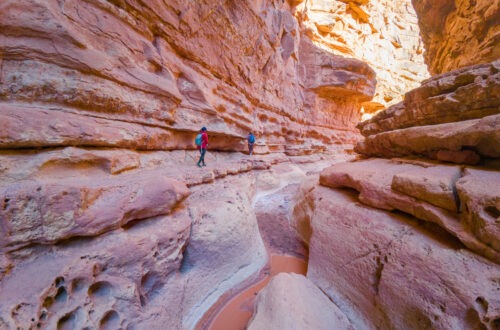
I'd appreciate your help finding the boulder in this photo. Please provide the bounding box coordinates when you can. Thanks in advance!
[248,273,354,330]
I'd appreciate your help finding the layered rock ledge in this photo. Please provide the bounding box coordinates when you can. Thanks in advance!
[320,158,500,263]
[356,60,500,164]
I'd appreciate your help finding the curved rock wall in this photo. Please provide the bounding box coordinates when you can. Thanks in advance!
[412,0,500,75]
[292,0,430,112]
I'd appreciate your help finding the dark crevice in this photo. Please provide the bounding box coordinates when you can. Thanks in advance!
[373,255,385,295]
[484,206,500,219]
[453,166,466,213]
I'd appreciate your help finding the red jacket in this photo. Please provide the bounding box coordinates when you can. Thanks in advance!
[201,131,208,149]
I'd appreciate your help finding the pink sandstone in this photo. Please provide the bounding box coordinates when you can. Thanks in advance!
[294,185,500,329]
[248,273,354,330]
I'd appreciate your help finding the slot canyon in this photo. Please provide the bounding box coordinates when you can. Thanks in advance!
[0,0,499,329]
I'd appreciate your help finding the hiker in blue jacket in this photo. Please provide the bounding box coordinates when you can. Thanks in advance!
[247,132,255,155]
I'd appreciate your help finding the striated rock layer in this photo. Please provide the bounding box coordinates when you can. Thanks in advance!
[412,0,500,75]
[358,61,500,136]
[320,159,500,263]
[356,61,500,164]
[0,0,376,155]
[0,0,380,327]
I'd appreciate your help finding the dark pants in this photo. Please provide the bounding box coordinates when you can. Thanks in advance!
[197,148,207,166]
[248,143,254,155]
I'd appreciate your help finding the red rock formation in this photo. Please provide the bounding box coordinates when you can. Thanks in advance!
[294,185,499,329]
[412,0,500,74]
[0,0,375,154]
[355,61,500,163]
[293,0,430,110]
[320,159,500,263]
[248,273,354,330]
[0,0,379,326]
[1,0,498,329]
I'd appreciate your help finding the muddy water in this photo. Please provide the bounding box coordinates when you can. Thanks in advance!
[207,255,307,330]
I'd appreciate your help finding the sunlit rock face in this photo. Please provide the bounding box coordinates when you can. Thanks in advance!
[292,0,430,113]
[412,0,500,74]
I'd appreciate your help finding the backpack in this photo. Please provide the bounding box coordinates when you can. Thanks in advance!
[248,134,255,143]
[195,133,202,146]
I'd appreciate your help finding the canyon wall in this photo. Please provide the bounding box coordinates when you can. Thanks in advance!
[1,0,498,329]
[0,0,377,328]
[292,0,429,113]
[0,0,378,156]
[412,0,500,74]
[272,0,500,329]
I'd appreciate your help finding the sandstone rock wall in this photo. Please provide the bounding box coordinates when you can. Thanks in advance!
[356,60,500,164]
[293,185,500,329]
[286,2,499,327]
[292,0,430,112]
[0,0,380,327]
[412,0,500,75]
[0,0,376,155]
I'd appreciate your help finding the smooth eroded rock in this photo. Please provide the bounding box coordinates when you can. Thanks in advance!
[248,273,354,330]
[0,171,189,250]
[301,186,500,329]
[0,212,191,329]
[456,168,500,252]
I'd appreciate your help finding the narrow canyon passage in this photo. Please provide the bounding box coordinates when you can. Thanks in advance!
[1,0,499,329]
[207,255,308,330]
[196,158,343,330]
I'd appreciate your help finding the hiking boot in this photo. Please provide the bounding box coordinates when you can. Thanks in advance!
[197,163,202,168]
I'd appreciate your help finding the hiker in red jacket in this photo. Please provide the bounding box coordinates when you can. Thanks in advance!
[197,127,209,167]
